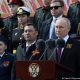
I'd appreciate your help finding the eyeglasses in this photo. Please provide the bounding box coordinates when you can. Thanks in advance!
[50,6,62,10]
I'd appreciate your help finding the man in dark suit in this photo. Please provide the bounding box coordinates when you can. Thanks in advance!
[0,35,15,80]
[39,0,65,40]
[16,23,43,61]
[45,17,80,77]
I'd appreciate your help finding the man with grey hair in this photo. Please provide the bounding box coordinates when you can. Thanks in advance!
[45,17,80,78]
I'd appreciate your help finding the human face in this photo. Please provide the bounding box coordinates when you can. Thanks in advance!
[23,25,38,42]
[9,4,18,16]
[55,20,70,38]
[50,2,63,17]
[42,0,52,6]
[17,14,28,25]
[0,41,7,54]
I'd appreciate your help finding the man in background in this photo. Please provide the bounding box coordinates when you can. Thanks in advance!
[12,6,31,52]
[3,0,24,53]
[33,0,52,34]
[0,35,15,80]
[39,0,65,40]
[67,0,80,36]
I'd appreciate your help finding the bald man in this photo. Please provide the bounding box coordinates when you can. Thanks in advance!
[45,18,80,78]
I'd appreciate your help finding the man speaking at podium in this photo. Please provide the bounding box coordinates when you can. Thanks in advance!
[45,17,80,77]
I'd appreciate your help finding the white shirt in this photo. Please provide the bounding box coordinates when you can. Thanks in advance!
[26,41,36,52]
[49,15,63,39]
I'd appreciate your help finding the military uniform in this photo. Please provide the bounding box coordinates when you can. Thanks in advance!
[12,28,23,49]
[3,15,18,33]
[33,6,52,33]
[67,1,80,35]
[12,6,31,53]
[0,35,15,80]
[0,52,15,80]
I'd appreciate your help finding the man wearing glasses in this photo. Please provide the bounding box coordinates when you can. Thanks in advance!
[39,0,66,40]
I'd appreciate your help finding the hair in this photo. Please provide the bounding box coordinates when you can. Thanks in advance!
[51,0,64,7]
[56,17,71,30]
[24,11,30,17]
[24,23,38,31]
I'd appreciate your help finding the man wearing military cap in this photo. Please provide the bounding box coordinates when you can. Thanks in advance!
[3,0,24,53]
[4,0,24,30]
[12,6,31,53]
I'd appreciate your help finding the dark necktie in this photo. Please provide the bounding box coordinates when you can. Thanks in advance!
[56,47,62,62]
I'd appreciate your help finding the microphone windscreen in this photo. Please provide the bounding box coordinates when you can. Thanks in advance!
[45,39,55,49]
[36,39,45,51]
[55,39,65,48]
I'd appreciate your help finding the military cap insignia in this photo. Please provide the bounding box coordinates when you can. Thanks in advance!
[28,63,40,78]
[17,8,23,14]
[3,61,10,67]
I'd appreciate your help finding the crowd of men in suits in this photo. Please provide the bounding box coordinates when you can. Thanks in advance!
[0,0,80,79]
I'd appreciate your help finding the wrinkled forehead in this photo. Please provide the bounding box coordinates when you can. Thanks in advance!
[50,2,61,7]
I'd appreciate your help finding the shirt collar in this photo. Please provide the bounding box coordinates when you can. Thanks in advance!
[53,15,63,21]
[26,41,36,47]
[63,35,69,43]
[0,52,5,57]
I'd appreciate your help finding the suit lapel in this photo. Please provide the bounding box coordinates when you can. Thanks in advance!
[60,38,73,63]
[21,43,26,60]
[45,18,53,39]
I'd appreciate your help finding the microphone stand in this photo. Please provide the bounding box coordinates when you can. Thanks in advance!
[39,46,48,60]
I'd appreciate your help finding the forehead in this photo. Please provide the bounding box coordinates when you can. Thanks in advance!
[55,20,66,26]
[9,4,18,7]
[50,2,61,6]
[24,25,35,30]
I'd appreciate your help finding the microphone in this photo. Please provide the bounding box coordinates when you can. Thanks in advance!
[29,39,45,60]
[45,39,55,49]
[55,39,65,48]
[48,39,65,60]
[35,39,45,60]
[36,39,45,53]
[46,39,56,60]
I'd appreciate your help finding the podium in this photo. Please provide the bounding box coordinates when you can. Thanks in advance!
[16,61,74,80]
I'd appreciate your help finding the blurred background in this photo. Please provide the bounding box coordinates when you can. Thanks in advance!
[0,0,76,18]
